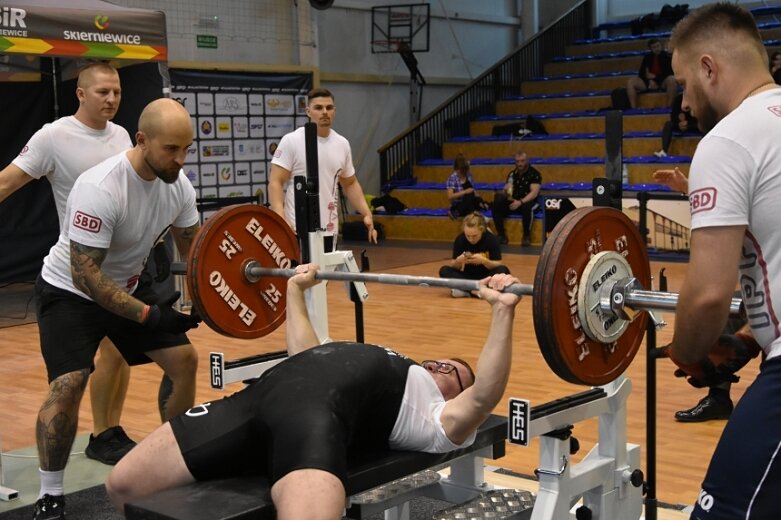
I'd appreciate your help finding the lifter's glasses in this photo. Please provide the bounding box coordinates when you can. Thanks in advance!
[421,360,464,392]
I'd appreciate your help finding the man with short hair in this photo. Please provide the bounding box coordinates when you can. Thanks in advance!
[491,151,541,247]
[0,62,156,467]
[32,98,202,519]
[106,264,522,519]
[665,3,781,517]
[627,38,678,109]
[268,88,377,250]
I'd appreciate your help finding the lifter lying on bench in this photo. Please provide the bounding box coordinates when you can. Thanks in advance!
[107,264,524,519]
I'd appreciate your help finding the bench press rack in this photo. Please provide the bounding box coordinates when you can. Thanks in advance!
[511,375,643,520]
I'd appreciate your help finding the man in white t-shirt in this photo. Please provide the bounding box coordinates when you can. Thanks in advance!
[32,98,202,520]
[268,88,377,251]
[0,63,151,467]
[664,4,781,518]
[106,264,521,517]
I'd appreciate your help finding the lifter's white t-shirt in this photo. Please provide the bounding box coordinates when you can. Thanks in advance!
[389,365,477,453]
[12,116,132,228]
[688,88,781,359]
[271,126,355,237]
[41,151,199,299]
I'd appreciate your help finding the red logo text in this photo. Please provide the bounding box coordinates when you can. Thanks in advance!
[73,211,102,232]
[689,188,717,214]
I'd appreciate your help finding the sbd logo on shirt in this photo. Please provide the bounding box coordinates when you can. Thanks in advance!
[689,188,716,215]
[73,211,102,233]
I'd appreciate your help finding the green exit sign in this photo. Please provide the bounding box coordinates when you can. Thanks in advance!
[196,34,218,49]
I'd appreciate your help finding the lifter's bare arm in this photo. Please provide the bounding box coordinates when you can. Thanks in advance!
[0,163,34,204]
[70,240,148,322]
[268,164,292,222]
[440,274,521,444]
[171,223,200,258]
[285,263,321,355]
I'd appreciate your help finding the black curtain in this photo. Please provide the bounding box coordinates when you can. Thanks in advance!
[0,61,163,283]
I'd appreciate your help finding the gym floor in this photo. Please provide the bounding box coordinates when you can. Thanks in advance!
[0,240,742,517]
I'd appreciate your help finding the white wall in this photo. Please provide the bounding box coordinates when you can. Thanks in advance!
[115,0,526,196]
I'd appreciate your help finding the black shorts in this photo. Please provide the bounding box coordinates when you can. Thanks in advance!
[34,274,190,383]
[170,376,348,486]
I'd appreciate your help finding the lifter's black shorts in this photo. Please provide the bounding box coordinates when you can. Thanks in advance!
[35,273,190,383]
[170,377,348,486]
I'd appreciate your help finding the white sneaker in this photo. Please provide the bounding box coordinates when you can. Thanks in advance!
[653,150,668,158]
[451,289,470,298]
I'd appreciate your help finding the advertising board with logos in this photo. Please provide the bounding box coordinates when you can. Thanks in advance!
[169,69,312,220]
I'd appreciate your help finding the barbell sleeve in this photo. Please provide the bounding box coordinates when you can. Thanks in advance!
[623,289,743,317]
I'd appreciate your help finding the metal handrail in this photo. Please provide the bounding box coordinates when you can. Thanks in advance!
[378,0,594,189]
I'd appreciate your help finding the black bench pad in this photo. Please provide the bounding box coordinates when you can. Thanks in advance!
[125,414,507,520]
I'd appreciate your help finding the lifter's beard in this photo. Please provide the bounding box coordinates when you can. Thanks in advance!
[144,156,179,184]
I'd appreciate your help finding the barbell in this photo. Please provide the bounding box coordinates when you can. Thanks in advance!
[183,204,741,386]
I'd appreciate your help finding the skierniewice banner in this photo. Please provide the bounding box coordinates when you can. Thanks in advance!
[0,0,167,61]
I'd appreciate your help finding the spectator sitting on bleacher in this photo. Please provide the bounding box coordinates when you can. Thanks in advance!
[627,38,678,109]
[770,49,781,85]
[491,150,541,247]
[439,212,510,298]
[446,154,489,219]
[654,92,701,158]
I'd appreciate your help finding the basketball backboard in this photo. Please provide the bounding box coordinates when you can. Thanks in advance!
[371,3,430,54]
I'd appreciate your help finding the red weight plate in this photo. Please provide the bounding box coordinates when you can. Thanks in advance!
[187,205,300,339]
[533,206,651,385]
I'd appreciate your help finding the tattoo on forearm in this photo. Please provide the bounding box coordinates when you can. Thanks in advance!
[70,241,143,321]
[36,369,89,470]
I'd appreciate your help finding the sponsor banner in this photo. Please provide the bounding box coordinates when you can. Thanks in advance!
[233,117,249,138]
[217,163,234,185]
[252,184,266,205]
[219,184,251,198]
[248,94,264,115]
[250,161,267,183]
[215,117,232,139]
[197,93,214,115]
[185,140,199,164]
[199,164,217,186]
[234,162,251,184]
[215,92,248,115]
[172,91,196,114]
[0,6,167,60]
[233,139,264,161]
[198,117,215,139]
[200,140,233,163]
[249,117,265,138]
[184,165,200,187]
[264,116,295,138]
[265,94,294,115]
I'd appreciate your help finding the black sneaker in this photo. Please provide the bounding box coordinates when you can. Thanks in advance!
[521,236,531,247]
[674,395,733,422]
[85,425,137,465]
[498,235,509,245]
[33,494,65,520]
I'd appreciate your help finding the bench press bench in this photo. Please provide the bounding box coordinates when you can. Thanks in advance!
[125,414,508,520]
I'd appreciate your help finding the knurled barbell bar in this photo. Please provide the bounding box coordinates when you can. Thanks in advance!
[179,204,739,386]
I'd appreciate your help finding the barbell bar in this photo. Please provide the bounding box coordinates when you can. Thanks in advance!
[172,262,742,319]
[177,203,742,386]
